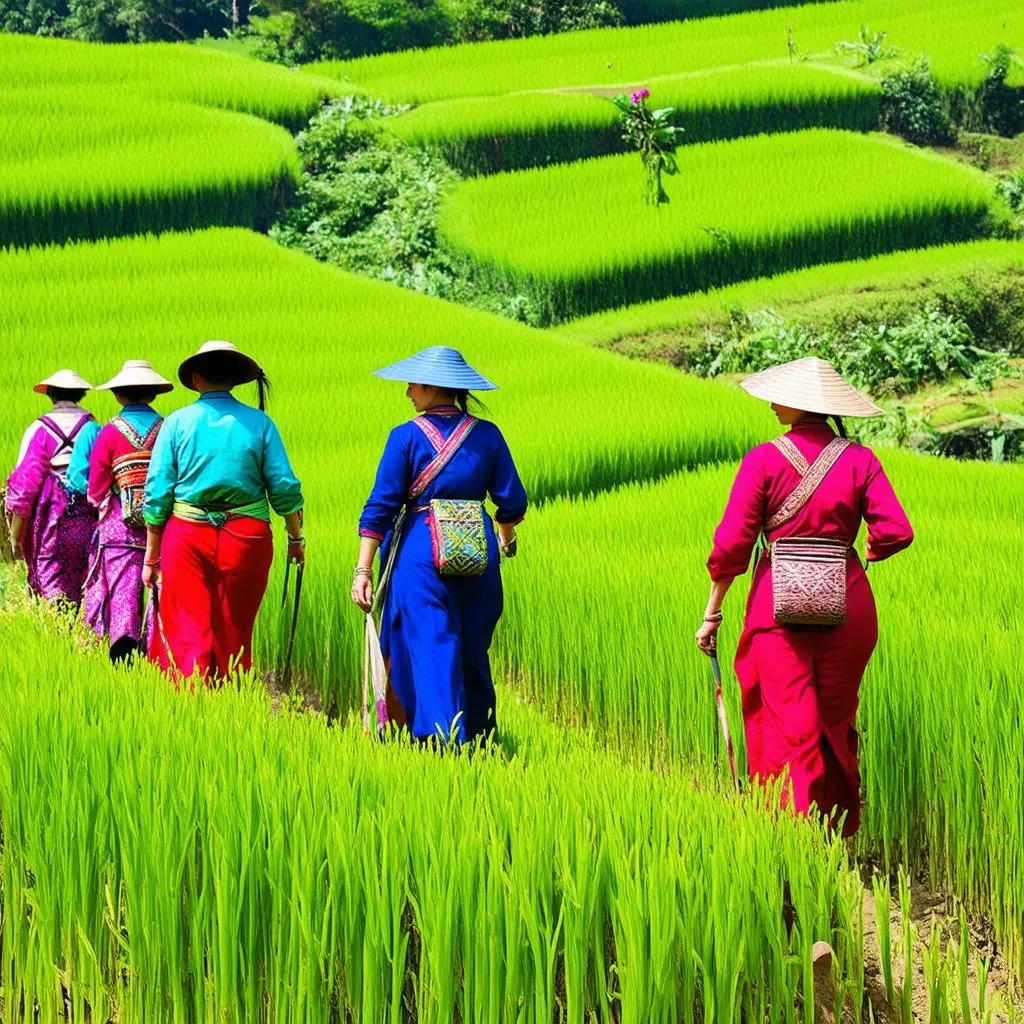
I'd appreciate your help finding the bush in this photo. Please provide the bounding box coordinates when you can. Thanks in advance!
[690,304,1014,397]
[879,59,955,147]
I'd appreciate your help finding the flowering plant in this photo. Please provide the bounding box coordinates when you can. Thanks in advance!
[611,89,684,205]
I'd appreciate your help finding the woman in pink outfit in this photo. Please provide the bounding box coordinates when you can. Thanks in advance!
[697,358,913,836]
[6,369,98,605]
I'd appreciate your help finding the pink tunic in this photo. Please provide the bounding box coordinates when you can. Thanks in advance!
[708,417,913,835]
[82,421,160,652]
[6,412,97,603]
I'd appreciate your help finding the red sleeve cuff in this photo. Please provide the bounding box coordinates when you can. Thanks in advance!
[359,528,384,540]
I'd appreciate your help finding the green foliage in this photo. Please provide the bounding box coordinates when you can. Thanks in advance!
[975,43,1024,136]
[0,0,231,40]
[611,89,684,204]
[879,59,956,147]
[690,305,1014,396]
[439,130,995,323]
[242,0,623,64]
[271,98,541,320]
[835,24,896,66]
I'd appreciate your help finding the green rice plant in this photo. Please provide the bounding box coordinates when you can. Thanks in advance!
[310,0,1023,105]
[0,227,765,698]
[0,34,349,247]
[388,64,880,174]
[0,605,868,1022]
[438,129,995,322]
[0,90,301,247]
[556,238,1024,349]
[0,33,345,130]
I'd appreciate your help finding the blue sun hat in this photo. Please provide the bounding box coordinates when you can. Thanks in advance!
[373,346,498,392]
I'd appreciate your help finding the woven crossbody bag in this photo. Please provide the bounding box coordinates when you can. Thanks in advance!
[428,498,488,577]
[110,416,163,528]
[766,435,852,626]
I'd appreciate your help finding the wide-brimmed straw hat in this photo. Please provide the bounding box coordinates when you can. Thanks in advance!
[373,346,498,392]
[178,340,263,391]
[97,359,174,395]
[33,369,93,395]
[739,357,883,418]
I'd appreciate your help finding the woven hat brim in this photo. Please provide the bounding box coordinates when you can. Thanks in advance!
[33,370,93,394]
[373,356,498,391]
[97,373,174,394]
[739,361,883,418]
[178,351,262,390]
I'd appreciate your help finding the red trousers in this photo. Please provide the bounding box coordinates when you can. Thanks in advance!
[735,576,878,837]
[150,517,273,685]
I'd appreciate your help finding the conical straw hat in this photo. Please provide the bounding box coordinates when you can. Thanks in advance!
[739,357,882,418]
[178,340,262,390]
[33,369,93,395]
[373,346,498,391]
[97,359,174,394]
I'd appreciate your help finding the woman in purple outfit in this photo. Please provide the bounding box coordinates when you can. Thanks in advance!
[81,360,173,663]
[6,369,98,606]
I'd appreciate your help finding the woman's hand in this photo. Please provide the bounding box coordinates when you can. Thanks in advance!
[9,515,25,560]
[351,572,373,613]
[695,619,720,657]
[142,562,160,589]
[497,522,517,558]
[287,537,306,568]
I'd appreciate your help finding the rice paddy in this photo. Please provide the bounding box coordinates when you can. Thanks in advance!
[3,2,1024,1019]
[439,130,997,321]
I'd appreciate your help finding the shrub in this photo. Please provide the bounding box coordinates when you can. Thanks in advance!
[879,59,955,147]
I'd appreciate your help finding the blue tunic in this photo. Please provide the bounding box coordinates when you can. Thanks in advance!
[359,407,528,743]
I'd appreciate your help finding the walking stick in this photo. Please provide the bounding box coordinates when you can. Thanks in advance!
[279,557,304,689]
[710,650,739,788]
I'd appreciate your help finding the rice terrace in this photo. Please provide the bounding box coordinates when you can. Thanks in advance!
[0,0,1023,1018]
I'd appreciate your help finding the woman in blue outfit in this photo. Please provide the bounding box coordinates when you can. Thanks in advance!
[352,347,528,744]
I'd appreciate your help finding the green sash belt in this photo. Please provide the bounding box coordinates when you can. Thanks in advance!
[172,497,269,526]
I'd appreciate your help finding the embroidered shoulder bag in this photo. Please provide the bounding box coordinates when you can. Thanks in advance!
[109,417,163,528]
[766,435,852,626]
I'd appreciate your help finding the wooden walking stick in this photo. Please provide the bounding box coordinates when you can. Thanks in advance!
[711,650,739,788]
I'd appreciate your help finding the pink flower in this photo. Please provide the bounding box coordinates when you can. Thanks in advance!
[630,88,651,105]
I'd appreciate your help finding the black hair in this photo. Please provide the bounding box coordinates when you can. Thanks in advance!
[48,386,87,403]
[831,415,847,438]
[445,388,484,416]
[113,386,160,405]
[192,352,270,411]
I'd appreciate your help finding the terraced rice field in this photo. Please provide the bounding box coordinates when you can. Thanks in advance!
[2,1,1024,1018]
[438,130,996,320]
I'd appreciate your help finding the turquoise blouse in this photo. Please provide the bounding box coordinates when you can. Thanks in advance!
[144,392,303,526]
[66,405,161,496]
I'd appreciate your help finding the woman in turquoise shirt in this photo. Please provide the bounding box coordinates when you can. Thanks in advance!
[142,341,305,684]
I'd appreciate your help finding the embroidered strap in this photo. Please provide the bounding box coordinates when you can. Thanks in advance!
[111,415,163,451]
[765,437,851,532]
[409,415,478,499]
[771,435,810,476]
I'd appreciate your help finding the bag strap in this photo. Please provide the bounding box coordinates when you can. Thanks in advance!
[111,415,162,451]
[408,415,478,499]
[39,413,92,459]
[371,415,479,615]
[765,437,851,532]
[772,435,810,476]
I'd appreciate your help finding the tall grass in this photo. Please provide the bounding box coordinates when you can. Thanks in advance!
[311,0,1023,104]
[439,129,996,322]
[389,64,879,174]
[0,606,865,1022]
[0,92,301,247]
[556,238,1024,347]
[0,33,344,130]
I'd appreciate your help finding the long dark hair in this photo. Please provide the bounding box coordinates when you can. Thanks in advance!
[831,415,847,438]
[448,389,484,415]
[193,352,270,411]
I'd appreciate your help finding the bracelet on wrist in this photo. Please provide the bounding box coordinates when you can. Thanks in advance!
[144,560,161,568]
[353,566,373,578]
[287,534,305,546]
[704,612,723,622]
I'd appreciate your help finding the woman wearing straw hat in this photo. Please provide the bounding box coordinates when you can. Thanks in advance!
[79,360,174,664]
[141,341,304,684]
[697,357,913,836]
[352,346,528,744]
[6,369,98,604]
